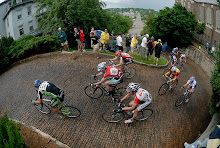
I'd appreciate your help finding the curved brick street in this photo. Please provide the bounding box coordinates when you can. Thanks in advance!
[0,52,212,147]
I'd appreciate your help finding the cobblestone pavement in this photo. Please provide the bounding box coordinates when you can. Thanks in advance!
[0,52,212,147]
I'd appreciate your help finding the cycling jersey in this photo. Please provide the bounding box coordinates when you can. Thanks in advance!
[103,66,123,79]
[165,68,180,78]
[170,54,177,66]
[180,54,186,59]
[172,48,178,54]
[38,81,64,107]
[120,53,133,64]
[187,79,197,89]
[133,88,152,111]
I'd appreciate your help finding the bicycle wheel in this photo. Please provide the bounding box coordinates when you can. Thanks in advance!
[136,109,153,121]
[162,68,170,76]
[124,67,136,79]
[112,87,124,99]
[60,106,81,118]
[158,83,169,96]
[175,94,186,107]
[102,111,124,123]
[34,103,51,114]
[84,85,103,99]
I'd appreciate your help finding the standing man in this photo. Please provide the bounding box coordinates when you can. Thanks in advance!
[154,39,163,66]
[91,32,101,59]
[130,34,138,57]
[140,34,149,59]
[74,28,81,51]
[147,36,154,60]
[117,33,123,51]
[125,34,131,53]
[58,27,70,52]
[100,29,110,52]
[162,41,168,57]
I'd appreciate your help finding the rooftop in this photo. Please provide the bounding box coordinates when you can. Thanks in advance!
[194,0,218,5]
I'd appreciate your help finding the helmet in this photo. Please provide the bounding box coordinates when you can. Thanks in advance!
[115,50,121,56]
[175,47,178,50]
[171,66,177,72]
[34,79,41,87]
[97,62,106,71]
[126,82,140,92]
[189,76,195,82]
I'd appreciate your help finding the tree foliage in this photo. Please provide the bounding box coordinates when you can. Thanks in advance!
[141,12,155,35]
[210,50,220,114]
[142,3,198,47]
[36,0,132,35]
[196,22,206,35]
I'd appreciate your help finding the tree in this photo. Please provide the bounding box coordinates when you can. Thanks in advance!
[196,22,206,35]
[143,3,198,47]
[218,0,220,7]
[141,12,155,35]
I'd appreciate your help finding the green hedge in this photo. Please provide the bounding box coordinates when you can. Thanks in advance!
[210,50,220,115]
[0,113,26,148]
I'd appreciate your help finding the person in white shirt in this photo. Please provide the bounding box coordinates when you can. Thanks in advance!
[140,34,149,59]
[116,33,123,51]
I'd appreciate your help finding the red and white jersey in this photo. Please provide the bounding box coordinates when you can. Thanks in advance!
[103,66,123,78]
[134,88,152,104]
[120,53,133,62]
[180,54,186,58]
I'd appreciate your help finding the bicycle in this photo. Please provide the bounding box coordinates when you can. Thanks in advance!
[84,76,124,100]
[175,88,190,107]
[179,61,184,71]
[102,102,153,123]
[33,95,81,118]
[109,60,136,79]
[158,75,178,96]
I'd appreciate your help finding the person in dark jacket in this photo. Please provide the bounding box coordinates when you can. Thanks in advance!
[125,34,131,53]
[154,39,163,66]
[58,27,69,51]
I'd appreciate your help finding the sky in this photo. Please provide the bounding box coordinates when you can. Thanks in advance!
[101,0,175,11]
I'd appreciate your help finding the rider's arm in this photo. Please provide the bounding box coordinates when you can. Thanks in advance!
[94,77,106,85]
[183,83,188,88]
[121,92,133,102]
[111,56,118,61]
[114,60,123,68]
[95,71,104,76]
[172,76,177,81]
[189,87,194,93]
[122,103,137,111]
[164,71,170,76]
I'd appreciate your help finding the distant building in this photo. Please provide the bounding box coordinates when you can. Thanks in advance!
[0,0,46,40]
[175,0,220,47]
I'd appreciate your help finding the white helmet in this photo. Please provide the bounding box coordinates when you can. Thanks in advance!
[189,76,195,82]
[97,62,106,71]
[126,82,140,92]
[171,66,177,72]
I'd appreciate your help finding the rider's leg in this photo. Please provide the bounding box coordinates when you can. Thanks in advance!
[131,109,139,120]
[33,98,42,104]
[105,80,113,92]
[186,85,192,98]
[50,106,62,114]
[129,100,134,106]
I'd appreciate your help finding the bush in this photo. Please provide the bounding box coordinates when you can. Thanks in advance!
[0,37,14,73]
[8,35,61,61]
[210,50,220,115]
[0,113,26,147]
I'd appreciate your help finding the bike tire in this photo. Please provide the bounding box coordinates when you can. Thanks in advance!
[112,87,124,99]
[162,68,170,76]
[34,103,51,114]
[102,111,124,123]
[175,94,186,107]
[136,109,153,121]
[84,85,103,99]
[158,83,169,96]
[60,106,81,118]
[124,67,136,79]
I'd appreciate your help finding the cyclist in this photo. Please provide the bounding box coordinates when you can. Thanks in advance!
[181,76,197,102]
[179,53,186,63]
[117,82,152,124]
[92,62,123,96]
[172,47,178,55]
[163,66,180,90]
[110,50,133,72]
[32,80,64,114]
[169,53,178,67]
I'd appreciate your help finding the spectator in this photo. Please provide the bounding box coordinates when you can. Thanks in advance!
[140,34,149,59]
[80,29,85,52]
[90,26,96,35]
[211,45,215,55]
[117,33,123,51]
[162,41,168,57]
[125,34,131,53]
[74,28,81,51]
[91,32,101,59]
[113,37,117,52]
[130,34,138,57]
[100,29,110,52]
[57,27,70,52]
[147,36,155,60]
[154,39,163,66]
[137,35,142,56]
[206,42,211,55]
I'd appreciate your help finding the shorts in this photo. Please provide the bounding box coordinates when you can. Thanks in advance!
[49,90,64,107]
[111,77,122,84]
[147,49,153,55]
[137,97,152,111]
[155,52,161,58]
[76,39,82,46]
[93,43,99,51]
[118,46,123,51]
[131,46,135,52]
[61,40,68,46]
[189,86,196,93]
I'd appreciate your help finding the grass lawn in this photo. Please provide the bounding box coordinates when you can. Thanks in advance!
[84,49,167,66]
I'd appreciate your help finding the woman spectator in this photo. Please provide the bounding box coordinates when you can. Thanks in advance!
[80,29,85,52]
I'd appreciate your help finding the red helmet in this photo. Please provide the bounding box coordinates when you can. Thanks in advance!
[115,50,121,56]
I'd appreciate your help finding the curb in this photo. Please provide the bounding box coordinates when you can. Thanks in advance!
[11,119,70,148]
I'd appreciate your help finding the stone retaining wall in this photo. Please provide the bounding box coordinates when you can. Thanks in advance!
[179,45,216,77]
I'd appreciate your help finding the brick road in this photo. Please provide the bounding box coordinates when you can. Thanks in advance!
[0,52,212,147]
